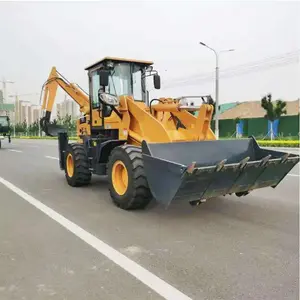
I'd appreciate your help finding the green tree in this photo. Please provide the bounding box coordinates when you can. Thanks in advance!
[21,120,27,135]
[27,124,33,136]
[26,120,39,136]
[70,120,76,135]
[62,114,76,134]
[14,121,27,135]
[63,114,70,132]
[32,120,39,135]
[56,111,63,125]
[261,93,287,140]
[15,123,22,134]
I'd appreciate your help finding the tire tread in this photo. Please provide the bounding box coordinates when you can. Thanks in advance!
[108,144,152,210]
[66,143,91,187]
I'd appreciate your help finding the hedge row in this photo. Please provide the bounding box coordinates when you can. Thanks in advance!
[257,140,299,148]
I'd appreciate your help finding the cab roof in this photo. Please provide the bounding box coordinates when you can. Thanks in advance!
[85,56,154,71]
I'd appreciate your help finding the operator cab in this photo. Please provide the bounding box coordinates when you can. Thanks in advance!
[85,57,161,109]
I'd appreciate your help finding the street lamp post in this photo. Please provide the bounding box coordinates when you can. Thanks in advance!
[199,42,234,139]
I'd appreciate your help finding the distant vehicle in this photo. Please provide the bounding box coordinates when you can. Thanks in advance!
[0,116,11,148]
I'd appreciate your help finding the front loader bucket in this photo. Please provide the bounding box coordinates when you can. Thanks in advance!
[141,137,299,206]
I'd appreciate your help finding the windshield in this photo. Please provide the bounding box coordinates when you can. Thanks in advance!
[0,116,9,126]
[108,63,143,101]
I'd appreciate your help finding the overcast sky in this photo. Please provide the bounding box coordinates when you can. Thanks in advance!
[0,0,299,107]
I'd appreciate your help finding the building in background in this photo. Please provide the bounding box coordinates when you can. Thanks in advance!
[19,100,31,124]
[0,90,42,125]
[56,95,79,120]
[31,105,40,123]
[10,99,40,125]
[218,99,300,120]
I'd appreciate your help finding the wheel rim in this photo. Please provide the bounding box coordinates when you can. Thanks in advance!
[112,160,128,195]
[66,153,74,177]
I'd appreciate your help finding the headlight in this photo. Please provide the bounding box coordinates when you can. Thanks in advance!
[99,93,119,106]
[178,98,188,107]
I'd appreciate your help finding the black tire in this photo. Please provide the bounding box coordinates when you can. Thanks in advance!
[107,145,152,210]
[0,140,1,149]
[65,143,91,187]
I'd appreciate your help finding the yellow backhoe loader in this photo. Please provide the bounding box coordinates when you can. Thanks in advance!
[40,57,299,210]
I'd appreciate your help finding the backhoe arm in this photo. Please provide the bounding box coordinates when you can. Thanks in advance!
[40,67,90,136]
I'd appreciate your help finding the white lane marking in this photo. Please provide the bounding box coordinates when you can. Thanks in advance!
[287,174,300,177]
[8,149,22,153]
[0,177,192,300]
[45,156,59,160]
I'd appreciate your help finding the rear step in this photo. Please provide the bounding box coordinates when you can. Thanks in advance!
[141,137,299,206]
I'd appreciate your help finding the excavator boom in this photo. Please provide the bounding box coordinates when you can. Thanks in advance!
[40,67,90,136]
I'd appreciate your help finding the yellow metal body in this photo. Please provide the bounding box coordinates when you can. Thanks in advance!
[41,65,216,146]
[117,96,216,145]
[42,67,90,115]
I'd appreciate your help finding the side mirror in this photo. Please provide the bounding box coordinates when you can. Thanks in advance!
[98,70,109,87]
[153,74,161,89]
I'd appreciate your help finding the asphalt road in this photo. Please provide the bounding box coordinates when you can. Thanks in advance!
[0,139,299,300]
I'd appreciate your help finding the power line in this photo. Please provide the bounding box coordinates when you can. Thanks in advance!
[165,50,299,85]
[163,50,300,89]
[167,56,298,88]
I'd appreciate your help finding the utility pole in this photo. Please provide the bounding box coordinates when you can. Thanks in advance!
[199,42,234,139]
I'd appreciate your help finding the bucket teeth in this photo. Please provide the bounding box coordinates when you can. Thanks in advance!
[186,161,197,174]
[281,153,289,163]
[260,154,272,166]
[238,156,250,170]
[215,159,227,172]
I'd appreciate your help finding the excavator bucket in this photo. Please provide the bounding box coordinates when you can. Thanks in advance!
[141,137,299,206]
[45,123,66,137]
[40,117,67,137]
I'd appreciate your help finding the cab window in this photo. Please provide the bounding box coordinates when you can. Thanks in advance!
[91,71,100,109]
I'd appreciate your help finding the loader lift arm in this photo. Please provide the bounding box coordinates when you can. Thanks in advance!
[40,67,90,136]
